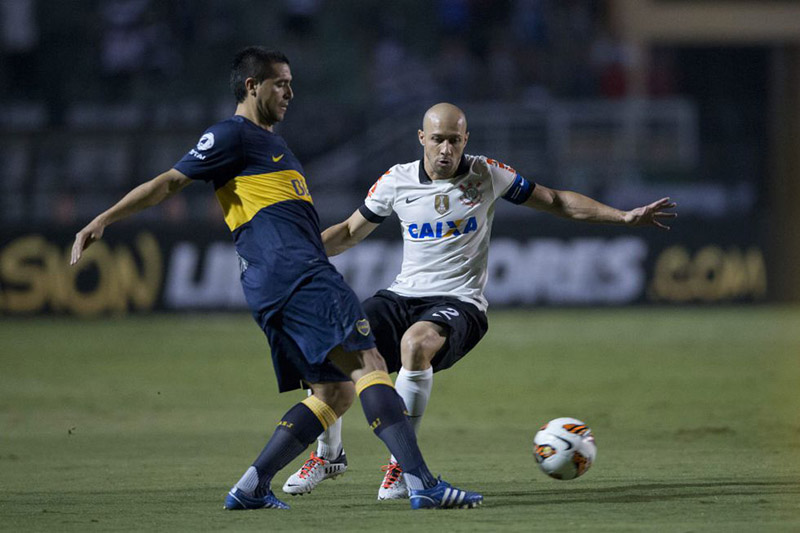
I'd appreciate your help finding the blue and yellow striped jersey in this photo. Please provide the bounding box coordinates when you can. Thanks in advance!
[174,116,328,303]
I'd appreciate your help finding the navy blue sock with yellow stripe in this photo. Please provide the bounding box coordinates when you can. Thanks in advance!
[241,396,336,497]
[356,371,437,490]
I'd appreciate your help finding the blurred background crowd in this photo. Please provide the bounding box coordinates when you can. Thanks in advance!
[0,0,771,227]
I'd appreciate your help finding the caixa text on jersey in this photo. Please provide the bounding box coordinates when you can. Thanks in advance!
[407,217,478,239]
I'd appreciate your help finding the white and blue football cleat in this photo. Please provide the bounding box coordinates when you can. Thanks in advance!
[223,487,290,510]
[409,478,483,509]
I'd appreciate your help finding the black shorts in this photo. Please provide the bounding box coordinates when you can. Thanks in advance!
[362,289,488,374]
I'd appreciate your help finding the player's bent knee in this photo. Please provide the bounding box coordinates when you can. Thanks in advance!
[310,381,355,417]
[401,325,445,370]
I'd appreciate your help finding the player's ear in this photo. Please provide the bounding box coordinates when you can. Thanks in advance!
[418,129,425,146]
[463,131,469,148]
[244,77,259,97]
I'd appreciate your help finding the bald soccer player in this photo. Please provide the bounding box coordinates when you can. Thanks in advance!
[282,103,676,499]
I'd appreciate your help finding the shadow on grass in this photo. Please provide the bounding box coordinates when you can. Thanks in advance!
[6,480,799,514]
[486,480,800,507]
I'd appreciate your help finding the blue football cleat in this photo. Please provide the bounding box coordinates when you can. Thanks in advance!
[223,487,290,510]
[409,479,483,509]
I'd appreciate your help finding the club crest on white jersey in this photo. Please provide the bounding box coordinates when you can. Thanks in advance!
[458,181,482,206]
[434,194,449,214]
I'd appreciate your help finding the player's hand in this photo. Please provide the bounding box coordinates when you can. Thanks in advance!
[623,197,677,230]
[70,219,106,265]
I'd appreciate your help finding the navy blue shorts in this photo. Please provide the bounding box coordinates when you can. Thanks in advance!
[362,290,488,374]
[243,264,376,392]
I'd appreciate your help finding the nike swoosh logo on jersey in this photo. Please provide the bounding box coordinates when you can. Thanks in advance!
[272,154,285,162]
[405,196,421,204]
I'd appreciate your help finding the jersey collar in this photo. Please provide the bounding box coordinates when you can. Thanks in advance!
[418,155,470,184]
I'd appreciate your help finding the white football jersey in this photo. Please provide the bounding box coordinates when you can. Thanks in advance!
[360,154,534,311]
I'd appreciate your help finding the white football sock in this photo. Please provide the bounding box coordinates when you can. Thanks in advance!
[306,388,343,459]
[234,466,259,493]
[316,416,343,460]
[390,366,433,464]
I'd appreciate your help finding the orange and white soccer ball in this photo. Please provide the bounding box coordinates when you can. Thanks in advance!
[533,417,597,480]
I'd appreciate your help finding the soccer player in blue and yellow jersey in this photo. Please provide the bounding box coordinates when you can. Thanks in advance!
[70,47,482,510]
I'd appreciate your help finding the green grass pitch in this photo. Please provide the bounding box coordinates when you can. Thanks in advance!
[1,307,799,531]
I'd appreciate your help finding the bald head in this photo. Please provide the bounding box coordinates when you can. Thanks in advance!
[418,103,469,180]
[422,103,467,134]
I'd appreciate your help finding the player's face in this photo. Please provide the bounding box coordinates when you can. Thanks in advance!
[419,119,468,179]
[254,62,293,126]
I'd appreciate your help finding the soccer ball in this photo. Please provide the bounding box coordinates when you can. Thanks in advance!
[533,417,597,480]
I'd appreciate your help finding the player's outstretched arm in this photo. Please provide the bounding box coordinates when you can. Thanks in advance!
[523,184,677,230]
[70,169,193,265]
[321,209,380,257]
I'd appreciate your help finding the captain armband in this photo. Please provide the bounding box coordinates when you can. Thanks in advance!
[502,174,535,204]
